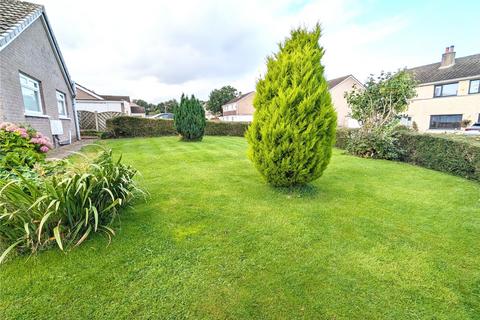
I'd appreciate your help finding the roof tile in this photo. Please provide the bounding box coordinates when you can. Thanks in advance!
[0,0,42,36]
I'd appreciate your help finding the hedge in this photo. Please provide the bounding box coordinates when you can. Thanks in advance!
[335,128,353,149]
[335,128,480,182]
[106,116,249,138]
[204,121,249,136]
[106,117,177,137]
[397,132,480,181]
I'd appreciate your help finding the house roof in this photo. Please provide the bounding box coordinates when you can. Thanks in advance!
[101,95,131,102]
[327,75,351,89]
[0,0,41,36]
[75,84,130,102]
[0,0,75,95]
[130,103,145,114]
[224,91,255,105]
[407,53,480,85]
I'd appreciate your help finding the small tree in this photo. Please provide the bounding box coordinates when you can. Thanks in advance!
[174,94,206,141]
[206,86,239,115]
[246,25,337,187]
[345,70,417,159]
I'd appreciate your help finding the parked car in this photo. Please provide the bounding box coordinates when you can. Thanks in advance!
[150,113,174,120]
[465,122,480,135]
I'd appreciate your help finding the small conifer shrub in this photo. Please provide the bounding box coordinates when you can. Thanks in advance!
[174,94,206,141]
[246,25,337,187]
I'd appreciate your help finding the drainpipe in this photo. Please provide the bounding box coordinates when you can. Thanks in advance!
[72,81,81,141]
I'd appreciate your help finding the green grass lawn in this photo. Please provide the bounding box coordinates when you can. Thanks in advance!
[1,136,479,319]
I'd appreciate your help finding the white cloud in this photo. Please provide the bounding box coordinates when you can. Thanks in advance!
[36,0,409,102]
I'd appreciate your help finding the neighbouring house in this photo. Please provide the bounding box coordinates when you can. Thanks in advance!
[75,84,139,116]
[328,75,364,128]
[75,84,145,131]
[220,91,255,122]
[219,76,363,126]
[129,102,146,117]
[0,0,80,145]
[406,46,480,132]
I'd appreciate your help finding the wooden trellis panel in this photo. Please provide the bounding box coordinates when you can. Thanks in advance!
[78,111,123,131]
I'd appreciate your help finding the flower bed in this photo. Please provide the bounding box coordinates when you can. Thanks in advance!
[0,122,53,170]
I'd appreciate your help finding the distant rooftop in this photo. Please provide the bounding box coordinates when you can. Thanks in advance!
[225,91,255,104]
[407,47,480,84]
[327,75,352,89]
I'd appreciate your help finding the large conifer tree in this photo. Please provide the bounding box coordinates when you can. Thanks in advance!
[246,25,337,187]
[174,94,206,141]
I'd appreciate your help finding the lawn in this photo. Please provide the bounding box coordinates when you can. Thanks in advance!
[1,136,479,319]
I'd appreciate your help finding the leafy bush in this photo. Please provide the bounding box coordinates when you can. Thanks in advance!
[398,132,480,181]
[346,126,402,160]
[0,149,142,263]
[0,122,53,170]
[335,128,355,149]
[246,25,337,187]
[174,94,206,141]
[106,117,177,137]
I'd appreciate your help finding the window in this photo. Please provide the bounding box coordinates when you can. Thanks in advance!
[469,79,480,94]
[56,91,67,116]
[19,73,43,115]
[434,82,458,97]
[429,114,462,130]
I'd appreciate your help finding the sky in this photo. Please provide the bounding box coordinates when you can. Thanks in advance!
[33,0,480,103]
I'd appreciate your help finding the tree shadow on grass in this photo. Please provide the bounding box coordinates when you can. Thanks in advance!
[271,183,319,199]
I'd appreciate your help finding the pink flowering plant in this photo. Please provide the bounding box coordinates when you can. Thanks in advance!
[0,122,53,170]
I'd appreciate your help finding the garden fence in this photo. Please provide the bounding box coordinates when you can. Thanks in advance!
[78,111,123,131]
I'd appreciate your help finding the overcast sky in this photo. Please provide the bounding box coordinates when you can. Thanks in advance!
[34,0,479,103]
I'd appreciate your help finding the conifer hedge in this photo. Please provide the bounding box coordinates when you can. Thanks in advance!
[174,94,206,141]
[246,25,337,187]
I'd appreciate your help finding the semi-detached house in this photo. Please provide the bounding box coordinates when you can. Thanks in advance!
[407,46,480,132]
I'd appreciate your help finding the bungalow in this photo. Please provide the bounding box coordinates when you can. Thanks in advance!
[406,46,480,132]
[75,84,145,117]
[220,75,363,127]
[0,0,80,145]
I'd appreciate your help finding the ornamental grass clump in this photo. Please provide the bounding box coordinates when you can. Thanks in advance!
[246,24,337,187]
[0,149,142,263]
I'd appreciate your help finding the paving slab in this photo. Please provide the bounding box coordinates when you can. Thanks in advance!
[46,138,98,160]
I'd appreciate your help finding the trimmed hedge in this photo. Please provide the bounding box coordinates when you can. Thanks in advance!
[336,128,480,181]
[106,117,177,137]
[398,132,480,181]
[106,116,248,138]
[205,121,249,136]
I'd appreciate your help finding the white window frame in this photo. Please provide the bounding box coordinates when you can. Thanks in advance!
[56,91,67,117]
[469,79,480,94]
[19,73,44,116]
[433,82,458,98]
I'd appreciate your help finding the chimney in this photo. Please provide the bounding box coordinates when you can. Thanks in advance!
[440,45,456,68]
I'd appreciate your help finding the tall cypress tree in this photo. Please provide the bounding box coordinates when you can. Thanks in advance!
[174,94,206,141]
[246,25,337,187]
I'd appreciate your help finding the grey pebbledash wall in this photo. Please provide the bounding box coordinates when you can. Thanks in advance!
[0,17,76,143]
